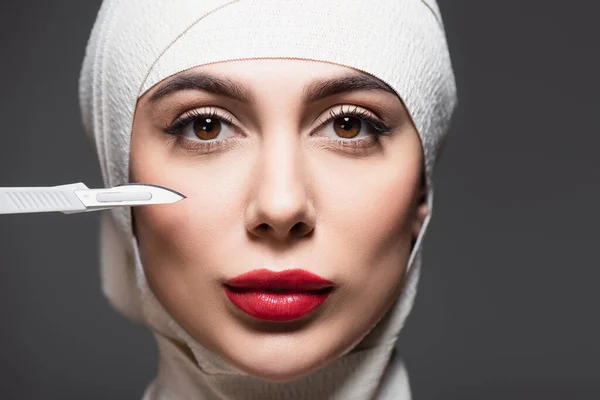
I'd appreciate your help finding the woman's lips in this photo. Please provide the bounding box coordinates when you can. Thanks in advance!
[223,269,335,322]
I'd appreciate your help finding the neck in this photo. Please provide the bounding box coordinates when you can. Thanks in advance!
[142,332,411,400]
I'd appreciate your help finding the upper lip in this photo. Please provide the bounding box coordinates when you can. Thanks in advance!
[224,268,335,291]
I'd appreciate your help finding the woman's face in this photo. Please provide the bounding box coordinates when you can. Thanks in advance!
[130,59,428,382]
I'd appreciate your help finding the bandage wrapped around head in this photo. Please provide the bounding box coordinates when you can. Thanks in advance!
[79,0,456,397]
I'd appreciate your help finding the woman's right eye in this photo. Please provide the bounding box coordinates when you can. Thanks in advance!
[165,108,237,142]
[180,114,238,142]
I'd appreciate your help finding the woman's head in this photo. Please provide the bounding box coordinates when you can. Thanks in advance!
[80,0,456,384]
[129,58,428,380]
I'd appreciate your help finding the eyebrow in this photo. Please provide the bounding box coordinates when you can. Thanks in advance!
[303,73,397,103]
[149,72,252,103]
[148,70,397,103]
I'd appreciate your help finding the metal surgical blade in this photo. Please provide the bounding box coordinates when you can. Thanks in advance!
[0,182,186,215]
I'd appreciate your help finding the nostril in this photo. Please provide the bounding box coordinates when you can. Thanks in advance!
[290,223,303,236]
[291,222,312,237]
[257,223,269,233]
[253,222,313,238]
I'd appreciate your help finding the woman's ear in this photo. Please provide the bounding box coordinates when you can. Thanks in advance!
[411,182,430,241]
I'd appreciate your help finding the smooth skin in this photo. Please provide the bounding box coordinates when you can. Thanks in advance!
[130,59,429,382]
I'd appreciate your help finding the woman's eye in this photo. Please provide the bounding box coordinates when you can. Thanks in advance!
[331,116,363,139]
[186,116,225,140]
[166,108,238,143]
[318,106,391,141]
[311,106,393,154]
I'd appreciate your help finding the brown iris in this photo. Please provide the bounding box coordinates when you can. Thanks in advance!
[333,116,361,138]
[193,117,221,140]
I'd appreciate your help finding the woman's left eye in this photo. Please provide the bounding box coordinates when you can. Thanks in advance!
[316,105,392,141]
[331,115,363,139]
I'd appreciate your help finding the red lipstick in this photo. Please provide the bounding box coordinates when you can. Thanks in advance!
[223,269,335,322]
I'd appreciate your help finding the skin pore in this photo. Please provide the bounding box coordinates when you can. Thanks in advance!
[129,59,429,382]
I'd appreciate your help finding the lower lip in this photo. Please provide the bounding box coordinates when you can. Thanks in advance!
[223,287,332,322]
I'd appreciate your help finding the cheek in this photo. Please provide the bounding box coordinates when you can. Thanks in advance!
[129,136,252,269]
[315,156,420,264]
[130,146,190,260]
[128,137,246,323]
[301,152,422,357]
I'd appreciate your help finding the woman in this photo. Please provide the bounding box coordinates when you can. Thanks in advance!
[79,0,457,398]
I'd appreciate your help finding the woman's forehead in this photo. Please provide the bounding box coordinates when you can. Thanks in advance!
[141,59,399,105]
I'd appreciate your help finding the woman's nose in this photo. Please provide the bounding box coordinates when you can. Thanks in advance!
[244,135,315,242]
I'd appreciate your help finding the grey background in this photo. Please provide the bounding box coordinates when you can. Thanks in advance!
[0,1,597,399]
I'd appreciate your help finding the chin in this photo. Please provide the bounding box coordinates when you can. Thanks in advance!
[231,354,330,383]
[218,332,344,383]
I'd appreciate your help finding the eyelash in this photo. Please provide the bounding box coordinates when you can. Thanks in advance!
[164,107,233,135]
[322,105,391,135]
[163,105,392,153]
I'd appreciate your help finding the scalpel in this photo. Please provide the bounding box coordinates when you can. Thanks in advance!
[0,182,185,215]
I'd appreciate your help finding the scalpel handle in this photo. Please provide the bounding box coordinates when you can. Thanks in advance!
[0,183,88,214]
